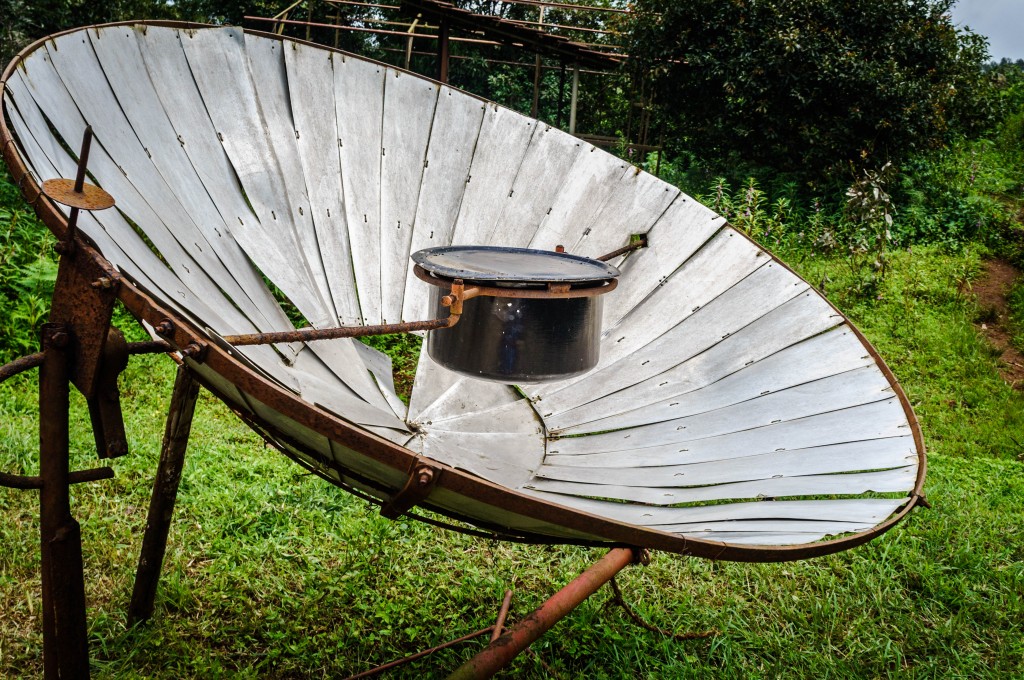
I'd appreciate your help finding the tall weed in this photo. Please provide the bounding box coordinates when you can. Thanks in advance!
[0,185,57,361]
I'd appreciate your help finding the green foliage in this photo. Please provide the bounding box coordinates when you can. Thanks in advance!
[2,247,1023,677]
[360,333,422,403]
[630,0,998,184]
[0,168,57,362]
[1009,279,1024,354]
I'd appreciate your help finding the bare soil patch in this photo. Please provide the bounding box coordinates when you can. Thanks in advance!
[969,259,1024,389]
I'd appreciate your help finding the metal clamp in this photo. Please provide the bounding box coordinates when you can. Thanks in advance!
[380,460,442,519]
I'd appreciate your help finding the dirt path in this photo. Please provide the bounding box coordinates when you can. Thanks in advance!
[970,259,1024,389]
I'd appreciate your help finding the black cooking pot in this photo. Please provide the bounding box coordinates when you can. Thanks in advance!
[412,246,619,384]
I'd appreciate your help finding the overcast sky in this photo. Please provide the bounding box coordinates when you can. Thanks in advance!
[950,1,1024,61]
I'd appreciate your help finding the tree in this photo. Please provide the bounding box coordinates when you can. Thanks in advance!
[629,0,997,183]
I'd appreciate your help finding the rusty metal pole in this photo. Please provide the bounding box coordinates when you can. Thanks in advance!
[447,548,636,680]
[64,125,93,250]
[568,63,580,135]
[530,7,544,118]
[127,364,200,625]
[556,60,566,128]
[38,322,91,679]
[437,18,450,83]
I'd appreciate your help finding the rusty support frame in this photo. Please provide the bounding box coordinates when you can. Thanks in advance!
[37,323,91,679]
[128,364,201,625]
[448,548,637,679]
[219,311,458,346]
[595,236,647,262]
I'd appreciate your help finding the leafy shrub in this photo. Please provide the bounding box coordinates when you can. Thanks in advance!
[630,0,997,184]
[0,184,57,361]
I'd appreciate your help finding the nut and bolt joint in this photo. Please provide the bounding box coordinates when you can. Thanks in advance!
[42,324,71,349]
[90,277,116,290]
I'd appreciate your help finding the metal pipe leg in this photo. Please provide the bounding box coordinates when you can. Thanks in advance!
[127,365,200,625]
[447,548,636,680]
[38,323,90,679]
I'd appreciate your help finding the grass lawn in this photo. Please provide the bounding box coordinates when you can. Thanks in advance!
[2,242,1023,678]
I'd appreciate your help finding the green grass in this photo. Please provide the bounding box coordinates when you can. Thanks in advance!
[2,244,1024,677]
[1010,278,1024,354]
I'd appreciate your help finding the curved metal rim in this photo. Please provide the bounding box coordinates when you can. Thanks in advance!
[413,263,618,298]
[411,245,620,284]
[0,20,925,563]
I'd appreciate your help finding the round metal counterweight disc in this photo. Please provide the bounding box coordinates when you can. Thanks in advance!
[41,178,116,211]
[412,245,619,284]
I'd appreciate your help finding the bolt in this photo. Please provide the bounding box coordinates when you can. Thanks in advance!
[633,548,652,566]
[154,320,174,337]
[180,342,206,361]
[49,331,69,348]
[416,468,434,486]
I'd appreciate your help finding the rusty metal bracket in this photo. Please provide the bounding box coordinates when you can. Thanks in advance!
[87,327,130,459]
[380,459,442,519]
[596,234,648,262]
[0,467,114,490]
[180,340,209,362]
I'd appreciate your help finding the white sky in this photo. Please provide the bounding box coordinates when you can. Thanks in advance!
[950,0,1024,61]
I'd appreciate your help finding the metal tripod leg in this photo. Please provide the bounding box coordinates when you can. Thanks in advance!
[38,323,91,679]
[447,548,638,680]
[127,364,200,625]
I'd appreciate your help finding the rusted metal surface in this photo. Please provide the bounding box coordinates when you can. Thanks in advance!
[87,327,130,459]
[220,315,457,347]
[0,466,113,491]
[0,351,43,382]
[448,548,636,679]
[128,365,201,625]
[596,236,648,262]
[127,340,173,355]
[37,323,91,679]
[437,17,450,83]
[46,238,119,401]
[490,0,633,15]
[490,590,514,643]
[402,0,623,69]
[246,15,508,46]
[41,178,116,211]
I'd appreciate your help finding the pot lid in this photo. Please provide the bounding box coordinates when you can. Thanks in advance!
[412,246,619,284]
